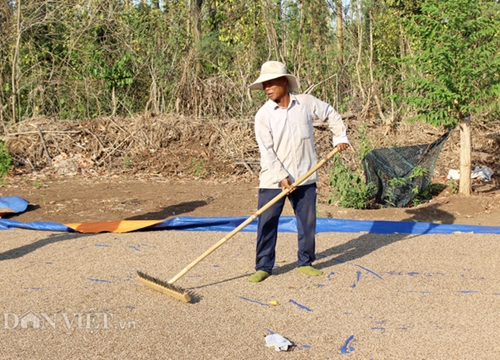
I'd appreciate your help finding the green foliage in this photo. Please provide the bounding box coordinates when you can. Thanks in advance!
[1,0,496,125]
[384,177,408,207]
[123,156,132,169]
[383,165,429,207]
[0,0,189,120]
[372,2,409,78]
[411,183,446,206]
[198,32,234,73]
[328,156,375,210]
[409,165,428,179]
[399,0,500,126]
[328,124,375,209]
[92,52,135,90]
[384,0,422,16]
[0,142,12,177]
[448,179,459,194]
[357,123,372,160]
[39,192,46,206]
[189,158,205,178]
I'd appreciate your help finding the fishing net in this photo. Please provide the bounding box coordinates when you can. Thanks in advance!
[363,131,451,207]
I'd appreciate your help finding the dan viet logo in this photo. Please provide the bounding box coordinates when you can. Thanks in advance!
[4,309,136,330]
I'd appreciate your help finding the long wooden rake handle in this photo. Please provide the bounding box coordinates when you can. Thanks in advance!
[167,147,340,284]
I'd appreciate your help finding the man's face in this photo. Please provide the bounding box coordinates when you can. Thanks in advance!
[262,77,288,103]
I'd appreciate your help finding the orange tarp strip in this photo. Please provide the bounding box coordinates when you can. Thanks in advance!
[65,220,165,233]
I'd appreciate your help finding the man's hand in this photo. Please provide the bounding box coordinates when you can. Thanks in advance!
[336,143,349,152]
[280,177,295,193]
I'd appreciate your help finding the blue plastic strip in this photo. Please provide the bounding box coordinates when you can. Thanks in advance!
[339,335,356,354]
[0,218,76,232]
[314,217,500,235]
[354,264,384,280]
[87,278,111,283]
[0,216,499,234]
[289,299,313,312]
[0,196,29,213]
[238,296,269,306]
[148,216,500,235]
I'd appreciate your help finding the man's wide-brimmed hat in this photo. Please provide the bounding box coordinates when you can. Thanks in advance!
[248,61,300,92]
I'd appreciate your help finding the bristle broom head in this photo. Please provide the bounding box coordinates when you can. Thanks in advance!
[137,271,191,303]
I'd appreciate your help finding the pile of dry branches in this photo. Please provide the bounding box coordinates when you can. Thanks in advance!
[5,114,259,178]
[4,114,499,184]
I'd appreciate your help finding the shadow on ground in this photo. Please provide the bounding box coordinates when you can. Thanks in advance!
[126,200,209,220]
[0,233,95,261]
[274,203,455,276]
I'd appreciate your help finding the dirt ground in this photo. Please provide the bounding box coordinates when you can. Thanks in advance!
[1,172,499,227]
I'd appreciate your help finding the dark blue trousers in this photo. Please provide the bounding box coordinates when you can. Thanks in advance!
[255,183,317,273]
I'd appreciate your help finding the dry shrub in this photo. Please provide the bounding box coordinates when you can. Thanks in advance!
[4,114,499,185]
[5,114,258,179]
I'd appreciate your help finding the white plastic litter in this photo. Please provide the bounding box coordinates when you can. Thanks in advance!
[447,169,460,180]
[265,334,293,351]
[471,166,494,182]
[447,166,494,182]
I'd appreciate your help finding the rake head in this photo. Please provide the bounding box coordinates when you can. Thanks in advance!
[137,271,191,303]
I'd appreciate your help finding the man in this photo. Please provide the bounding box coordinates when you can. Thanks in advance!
[247,61,349,283]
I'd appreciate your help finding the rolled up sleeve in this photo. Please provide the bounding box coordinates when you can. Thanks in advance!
[310,97,349,146]
[327,109,349,147]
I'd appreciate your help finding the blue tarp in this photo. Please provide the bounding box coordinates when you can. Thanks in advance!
[0,196,29,214]
[0,218,75,232]
[1,216,499,235]
[1,194,499,234]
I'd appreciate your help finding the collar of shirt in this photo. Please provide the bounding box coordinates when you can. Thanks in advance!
[264,94,300,110]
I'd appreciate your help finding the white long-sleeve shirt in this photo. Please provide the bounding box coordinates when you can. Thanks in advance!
[254,93,349,189]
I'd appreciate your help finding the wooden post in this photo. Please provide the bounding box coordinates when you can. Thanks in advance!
[459,115,472,196]
[336,0,343,68]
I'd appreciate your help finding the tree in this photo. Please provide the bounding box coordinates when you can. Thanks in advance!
[399,0,500,195]
[335,0,343,68]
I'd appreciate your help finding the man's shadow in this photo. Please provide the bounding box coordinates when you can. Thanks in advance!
[126,200,209,220]
[273,203,455,275]
[0,232,95,261]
